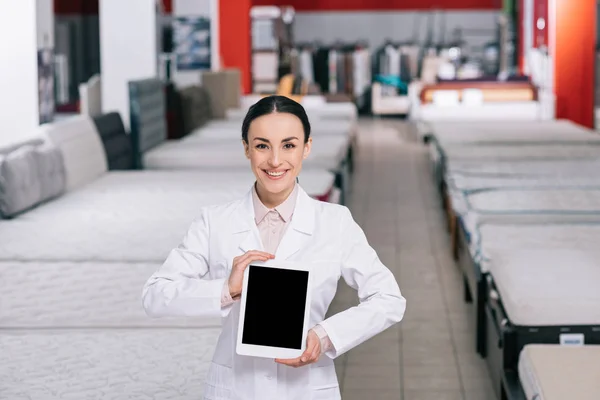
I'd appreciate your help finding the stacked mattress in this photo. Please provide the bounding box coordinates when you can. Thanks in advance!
[426,119,600,400]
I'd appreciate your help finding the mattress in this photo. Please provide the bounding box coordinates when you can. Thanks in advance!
[440,143,600,163]
[144,135,350,172]
[518,344,600,400]
[418,101,540,122]
[465,188,600,215]
[0,170,336,262]
[445,176,600,217]
[486,248,600,326]
[475,223,600,272]
[446,159,600,178]
[0,261,221,328]
[459,188,600,261]
[429,119,599,145]
[226,102,357,121]
[0,328,219,400]
[71,169,334,199]
[447,174,600,193]
[184,120,354,143]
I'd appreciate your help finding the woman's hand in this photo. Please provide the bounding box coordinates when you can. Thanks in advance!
[228,250,275,299]
[275,329,321,368]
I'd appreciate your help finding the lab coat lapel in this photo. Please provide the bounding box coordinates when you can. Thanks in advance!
[233,189,264,253]
[276,186,315,260]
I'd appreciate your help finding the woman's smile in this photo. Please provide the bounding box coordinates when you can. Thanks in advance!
[264,169,289,179]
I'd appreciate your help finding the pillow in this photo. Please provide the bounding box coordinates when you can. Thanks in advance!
[40,115,108,190]
[0,146,42,218]
[0,143,67,218]
[34,143,67,201]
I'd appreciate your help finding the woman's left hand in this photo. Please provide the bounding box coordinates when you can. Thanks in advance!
[275,329,321,368]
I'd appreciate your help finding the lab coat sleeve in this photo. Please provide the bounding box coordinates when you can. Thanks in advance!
[142,207,227,319]
[318,207,406,358]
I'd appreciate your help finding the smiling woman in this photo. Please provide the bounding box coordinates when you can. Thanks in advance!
[142,94,406,400]
[242,96,313,208]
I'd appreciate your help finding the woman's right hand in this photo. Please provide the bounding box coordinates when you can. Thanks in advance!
[228,250,275,299]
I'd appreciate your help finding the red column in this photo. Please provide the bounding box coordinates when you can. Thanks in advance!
[219,0,252,94]
[517,0,525,73]
[552,0,596,128]
[533,0,549,48]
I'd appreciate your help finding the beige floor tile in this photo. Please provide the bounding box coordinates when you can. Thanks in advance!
[403,390,464,400]
[342,389,402,400]
[464,389,497,400]
[403,374,463,391]
[346,348,401,366]
[343,373,402,390]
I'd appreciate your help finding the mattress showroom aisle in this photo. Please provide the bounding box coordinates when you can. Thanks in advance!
[332,119,496,400]
[0,119,495,400]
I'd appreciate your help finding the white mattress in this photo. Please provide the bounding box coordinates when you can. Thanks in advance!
[0,170,336,262]
[447,159,600,178]
[418,101,540,121]
[0,328,219,399]
[144,136,350,172]
[441,143,600,163]
[189,119,355,140]
[465,188,600,214]
[475,223,600,272]
[445,176,600,218]
[486,248,600,326]
[74,169,334,199]
[0,261,221,328]
[226,102,357,121]
[430,119,600,145]
[518,344,600,400]
[459,189,600,261]
[447,174,600,193]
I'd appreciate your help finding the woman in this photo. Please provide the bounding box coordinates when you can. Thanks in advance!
[142,95,406,400]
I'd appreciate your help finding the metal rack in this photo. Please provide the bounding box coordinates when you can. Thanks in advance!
[250,6,295,94]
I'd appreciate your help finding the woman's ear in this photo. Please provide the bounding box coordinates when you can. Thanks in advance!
[242,140,250,159]
[303,137,313,159]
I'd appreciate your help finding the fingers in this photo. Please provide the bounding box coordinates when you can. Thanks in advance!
[275,338,320,368]
[234,250,275,270]
[237,250,275,264]
[229,250,275,297]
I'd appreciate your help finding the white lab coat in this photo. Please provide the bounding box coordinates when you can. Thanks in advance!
[142,185,406,400]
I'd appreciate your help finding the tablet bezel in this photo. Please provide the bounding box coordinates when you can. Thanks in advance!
[235,260,312,359]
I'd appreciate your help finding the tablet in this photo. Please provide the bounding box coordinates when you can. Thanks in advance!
[236,261,312,359]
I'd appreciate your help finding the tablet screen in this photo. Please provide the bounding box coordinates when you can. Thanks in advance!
[242,265,309,350]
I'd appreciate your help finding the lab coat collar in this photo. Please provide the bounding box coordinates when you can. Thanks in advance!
[235,184,315,259]
[252,182,298,224]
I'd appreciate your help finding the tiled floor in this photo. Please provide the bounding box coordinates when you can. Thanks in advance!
[331,119,497,400]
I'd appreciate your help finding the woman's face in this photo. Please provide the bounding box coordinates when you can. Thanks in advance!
[244,112,312,198]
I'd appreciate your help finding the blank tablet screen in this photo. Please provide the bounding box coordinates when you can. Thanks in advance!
[242,265,309,350]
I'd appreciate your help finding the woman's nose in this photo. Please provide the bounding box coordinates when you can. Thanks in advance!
[268,150,282,166]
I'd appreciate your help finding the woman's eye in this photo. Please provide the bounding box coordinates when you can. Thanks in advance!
[284,143,296,149]
[255,144,268,149]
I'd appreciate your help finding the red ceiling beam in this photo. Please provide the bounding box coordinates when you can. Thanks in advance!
[251,0,501,11]
[54,0,99,15]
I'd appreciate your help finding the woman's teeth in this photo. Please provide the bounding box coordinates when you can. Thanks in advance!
[267,171,285,176]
